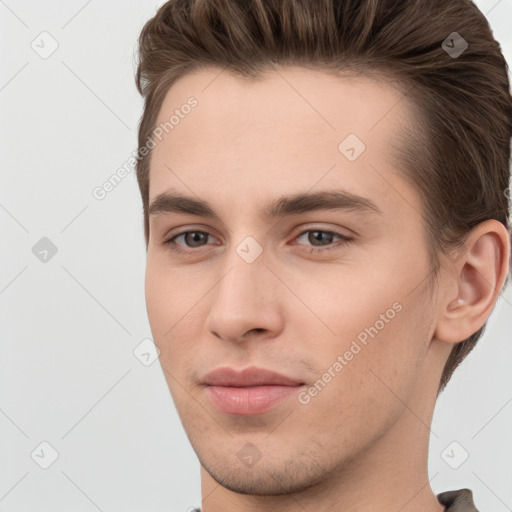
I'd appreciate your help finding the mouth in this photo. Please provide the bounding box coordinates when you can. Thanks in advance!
[202,366,305,416]
[204,384,304,415]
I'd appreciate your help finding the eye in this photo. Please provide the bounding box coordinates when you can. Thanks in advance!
[292,229,352,254]
[164,230,214,253]
[162,228,352,255]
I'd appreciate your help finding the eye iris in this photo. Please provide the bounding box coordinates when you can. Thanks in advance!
[185,232,208,247]
[176,230,339,250]
[309,230,334,246]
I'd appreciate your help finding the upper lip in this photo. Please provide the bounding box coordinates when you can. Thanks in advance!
[202,366,303,387]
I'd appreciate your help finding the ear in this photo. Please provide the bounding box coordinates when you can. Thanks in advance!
[434,219,510,344]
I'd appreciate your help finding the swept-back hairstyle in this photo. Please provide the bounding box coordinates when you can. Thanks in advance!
[135,0,512,392]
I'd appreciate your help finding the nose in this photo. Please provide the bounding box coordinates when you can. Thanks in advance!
[204,243,284,344]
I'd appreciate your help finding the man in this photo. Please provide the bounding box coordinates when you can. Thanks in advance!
[134,0,512,510]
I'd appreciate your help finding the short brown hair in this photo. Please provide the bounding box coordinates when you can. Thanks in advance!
[134,0,512,393]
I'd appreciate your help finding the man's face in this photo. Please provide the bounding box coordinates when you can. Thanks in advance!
[145,67,443,495]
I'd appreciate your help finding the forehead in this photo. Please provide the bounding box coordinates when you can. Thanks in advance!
[149,66,416,216]
[155,65,408,126]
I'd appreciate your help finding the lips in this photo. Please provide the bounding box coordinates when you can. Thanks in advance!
[202,366,304,415]
[202,366,303,387]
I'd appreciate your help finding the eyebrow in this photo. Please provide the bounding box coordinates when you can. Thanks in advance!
[148,188,383,219]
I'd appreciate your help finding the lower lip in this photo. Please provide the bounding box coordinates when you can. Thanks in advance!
[205,385,302,415]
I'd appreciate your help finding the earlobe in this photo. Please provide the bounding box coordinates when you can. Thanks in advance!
[433,220,510,345]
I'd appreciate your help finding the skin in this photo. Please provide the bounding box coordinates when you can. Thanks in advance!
[144,66,510,512]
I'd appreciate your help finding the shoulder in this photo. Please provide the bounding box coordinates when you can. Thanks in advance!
[437,488,480,511]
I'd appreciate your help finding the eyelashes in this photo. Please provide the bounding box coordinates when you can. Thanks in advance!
[163,228,353,256]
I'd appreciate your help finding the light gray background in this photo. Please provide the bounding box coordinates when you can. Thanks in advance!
[0,1,511,511]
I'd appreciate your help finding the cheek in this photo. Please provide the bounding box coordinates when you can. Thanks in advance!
[145,258,185,349]
[295,297,428,449]
[144,257,207,367]
[144,260,169,338]
[297,265,430,407]
[144,264,198,408]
